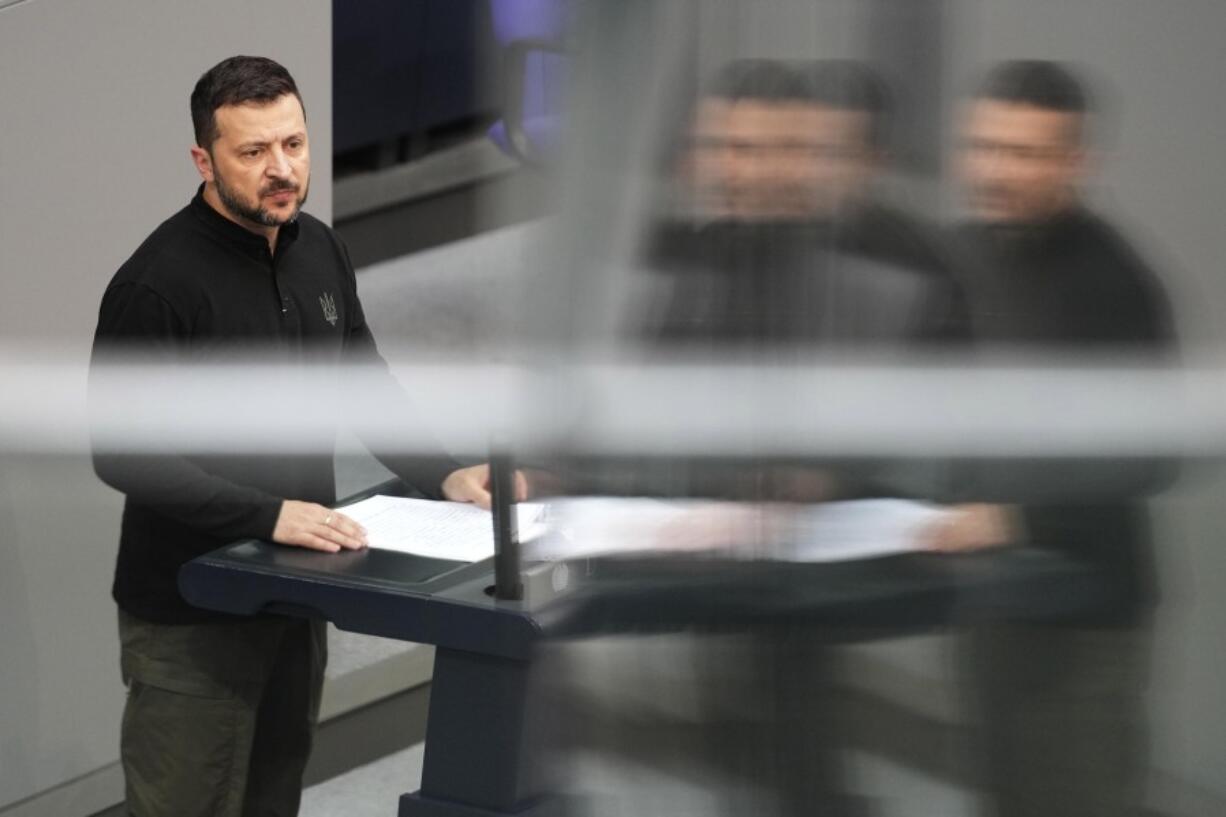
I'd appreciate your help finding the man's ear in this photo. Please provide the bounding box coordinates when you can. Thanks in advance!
[190,145,214,183]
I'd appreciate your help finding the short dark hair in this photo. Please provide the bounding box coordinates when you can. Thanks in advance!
[702,59,892,151]
[190,56,302,149]
[976,60,1089,115]
[798,60,892,150]
[703,59,811,104]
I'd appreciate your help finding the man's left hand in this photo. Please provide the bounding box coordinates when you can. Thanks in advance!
[441,464,529,511]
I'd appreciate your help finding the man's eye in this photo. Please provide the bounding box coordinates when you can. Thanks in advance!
[243,149,261,158]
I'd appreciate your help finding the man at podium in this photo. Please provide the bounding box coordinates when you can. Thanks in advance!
[89,55,498,817]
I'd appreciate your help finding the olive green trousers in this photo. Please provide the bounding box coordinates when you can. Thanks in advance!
[118,609,327,817]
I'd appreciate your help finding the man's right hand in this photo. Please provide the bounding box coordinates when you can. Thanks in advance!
[272,500,368,553]
[924,503,1018,553]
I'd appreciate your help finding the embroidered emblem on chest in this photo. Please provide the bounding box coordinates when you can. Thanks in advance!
[319,292,338,326]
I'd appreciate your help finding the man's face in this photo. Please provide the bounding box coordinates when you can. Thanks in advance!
[193,93,310,231]
[686,98,875,220]
[960,98,1084,224]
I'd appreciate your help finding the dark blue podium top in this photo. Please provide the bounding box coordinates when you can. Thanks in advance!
[179,479,1104,660]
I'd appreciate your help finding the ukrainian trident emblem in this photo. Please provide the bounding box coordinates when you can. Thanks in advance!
[319,292,338,326]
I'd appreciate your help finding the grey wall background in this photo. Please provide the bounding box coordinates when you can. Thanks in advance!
[0,0,332,812]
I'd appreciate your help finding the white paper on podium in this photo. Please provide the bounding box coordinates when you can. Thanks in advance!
[782,499,953,562]
[337,495,549,562]
[524,497,953,563]
[525,497,711,561]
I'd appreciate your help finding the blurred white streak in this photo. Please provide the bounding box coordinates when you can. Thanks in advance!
[1,345,1215,458]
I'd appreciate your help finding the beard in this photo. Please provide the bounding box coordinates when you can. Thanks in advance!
[213,165,309,228]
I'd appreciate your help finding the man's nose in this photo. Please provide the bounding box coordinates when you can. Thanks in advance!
[265,146,291,178]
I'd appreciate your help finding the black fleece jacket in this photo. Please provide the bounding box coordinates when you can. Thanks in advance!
[91,188,457,623]
[953,206,1177,625]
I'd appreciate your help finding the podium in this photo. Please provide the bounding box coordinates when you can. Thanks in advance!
[180,478,1101,816]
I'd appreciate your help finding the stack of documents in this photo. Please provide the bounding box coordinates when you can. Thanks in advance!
[338,495,548,562]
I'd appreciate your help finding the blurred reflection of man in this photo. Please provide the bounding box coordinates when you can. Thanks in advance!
[801,59,964,285]
[623,59,971,817]
[942,60,1176,817]
[649,58,966,348]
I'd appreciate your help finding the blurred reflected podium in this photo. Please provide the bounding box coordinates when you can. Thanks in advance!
[179,473,1103,817]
